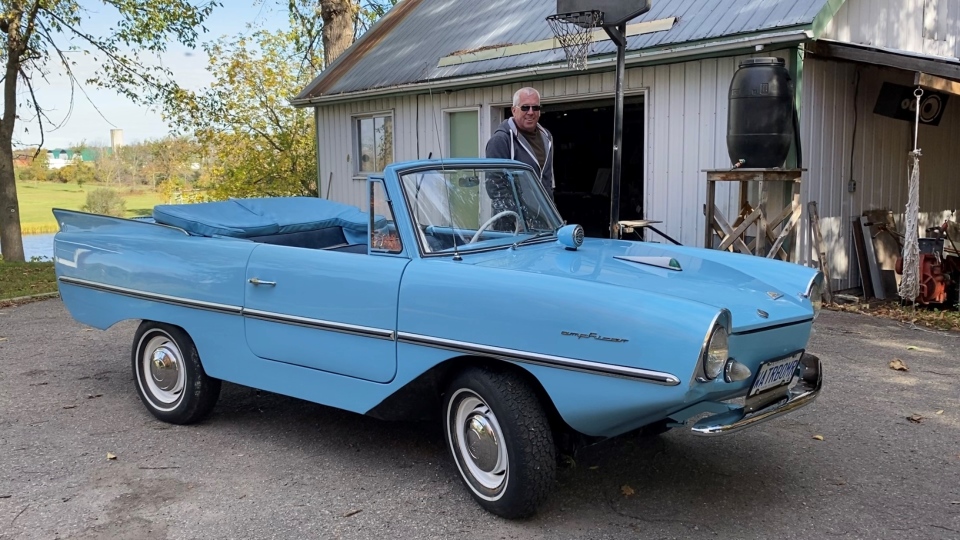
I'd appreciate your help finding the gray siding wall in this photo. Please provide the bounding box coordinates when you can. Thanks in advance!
[822,0,960,59]
[314,51,796,250]
[798,56,960,290]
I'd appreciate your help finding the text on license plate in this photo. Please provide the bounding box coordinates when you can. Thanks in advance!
[749,353,803,396]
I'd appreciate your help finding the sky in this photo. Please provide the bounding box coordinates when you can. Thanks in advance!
[11,2,290,150]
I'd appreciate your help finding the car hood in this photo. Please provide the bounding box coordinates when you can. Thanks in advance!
[463,238,815,332]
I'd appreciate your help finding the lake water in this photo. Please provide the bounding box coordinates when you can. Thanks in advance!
[0,234,55,261]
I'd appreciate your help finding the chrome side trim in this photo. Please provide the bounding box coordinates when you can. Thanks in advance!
[398,332,680,385]
[242,309,395,340]
[59,277,396,341]
[58,276,242,315]
[733,318,813,336]
[59,277,677,383]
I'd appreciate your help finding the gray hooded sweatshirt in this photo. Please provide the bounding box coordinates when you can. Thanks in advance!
[485,118,555,199]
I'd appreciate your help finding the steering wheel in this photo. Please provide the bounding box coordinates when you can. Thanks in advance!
[469,210,522,244]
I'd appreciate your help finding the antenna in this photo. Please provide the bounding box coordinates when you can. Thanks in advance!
[427,86,462,259]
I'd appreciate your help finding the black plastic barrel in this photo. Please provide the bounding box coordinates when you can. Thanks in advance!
[727,57,795,168]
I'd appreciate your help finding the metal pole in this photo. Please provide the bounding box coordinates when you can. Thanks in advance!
[604,23,627,239]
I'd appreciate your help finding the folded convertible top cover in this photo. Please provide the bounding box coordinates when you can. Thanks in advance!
[153,197,371,238]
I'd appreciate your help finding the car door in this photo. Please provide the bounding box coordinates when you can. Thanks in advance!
[243,183,409,383]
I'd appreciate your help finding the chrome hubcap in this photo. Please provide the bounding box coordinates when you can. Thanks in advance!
[141,335,185,405]
[466,414,500,472]
[150,347,180,391]
[451,393,508,494]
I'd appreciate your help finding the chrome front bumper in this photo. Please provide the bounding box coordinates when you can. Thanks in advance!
[690,353,822,436]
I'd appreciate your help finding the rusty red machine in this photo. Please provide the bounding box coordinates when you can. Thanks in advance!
[895,220,960,305]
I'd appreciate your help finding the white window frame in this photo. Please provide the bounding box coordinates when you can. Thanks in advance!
[352,110,395,178]
[443,106,482,159]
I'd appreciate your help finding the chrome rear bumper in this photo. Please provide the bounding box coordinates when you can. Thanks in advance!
[690,353,822,436]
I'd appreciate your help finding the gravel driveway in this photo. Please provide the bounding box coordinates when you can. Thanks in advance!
[1,300,959,539]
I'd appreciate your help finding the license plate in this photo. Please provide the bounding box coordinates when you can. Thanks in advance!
[749,352,803,397]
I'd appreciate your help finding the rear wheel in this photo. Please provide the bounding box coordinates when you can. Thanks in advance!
[443,367,555,519]
[132,322,221,424]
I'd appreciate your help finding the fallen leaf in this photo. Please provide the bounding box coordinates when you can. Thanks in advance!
[62,405,77,410]
[936,410,945,415]
[621,485,635,497]
[907,414,924,424]
[889,359,909,372]
[106,452,117,460]
[906,346,918,350]
[812,435,824,441]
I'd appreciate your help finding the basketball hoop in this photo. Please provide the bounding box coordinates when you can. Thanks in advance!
[546,10,602,71]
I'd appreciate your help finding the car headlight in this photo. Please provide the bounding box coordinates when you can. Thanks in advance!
[702,325,729,380]
[805,274,825,320]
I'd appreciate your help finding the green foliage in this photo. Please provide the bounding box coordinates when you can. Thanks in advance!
[1,0,221,262]
[13,151,50,182]
[82,188,127,217]
[166,28,319,199]
[52,162,97,186]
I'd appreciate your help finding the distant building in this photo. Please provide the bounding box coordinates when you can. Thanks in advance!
[45,148,103,169]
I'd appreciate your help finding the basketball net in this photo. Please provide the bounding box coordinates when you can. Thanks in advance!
[546,11,602,71]
[898,88,924,303]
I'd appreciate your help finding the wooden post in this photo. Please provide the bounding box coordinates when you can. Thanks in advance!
[807,201,833,304]
[703,169,804,260]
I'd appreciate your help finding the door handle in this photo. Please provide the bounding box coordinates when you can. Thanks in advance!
[248,278,277,287]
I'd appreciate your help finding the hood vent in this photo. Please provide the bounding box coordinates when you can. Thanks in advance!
[614,255,683,271]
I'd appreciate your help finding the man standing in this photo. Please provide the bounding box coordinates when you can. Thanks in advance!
[485,87,555,201]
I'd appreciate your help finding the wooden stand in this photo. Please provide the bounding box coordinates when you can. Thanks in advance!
[703,169,803,261]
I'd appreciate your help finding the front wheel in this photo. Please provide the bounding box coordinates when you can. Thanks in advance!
[132,322,221,424]
[444,368,555,519]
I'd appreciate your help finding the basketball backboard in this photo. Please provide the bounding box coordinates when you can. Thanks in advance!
[556,0,651,27]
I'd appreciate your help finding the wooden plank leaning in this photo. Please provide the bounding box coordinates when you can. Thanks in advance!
[807,202,833,304]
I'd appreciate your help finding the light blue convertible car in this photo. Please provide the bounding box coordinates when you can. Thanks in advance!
[54,158,823,518]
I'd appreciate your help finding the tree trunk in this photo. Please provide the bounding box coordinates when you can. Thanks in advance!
[0,34,25,262]
[319,0,356,69]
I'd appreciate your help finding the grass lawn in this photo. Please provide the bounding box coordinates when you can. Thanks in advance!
[0,261,57,303]
[17,181,164,234]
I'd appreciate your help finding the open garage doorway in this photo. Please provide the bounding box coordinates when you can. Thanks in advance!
[501,97,645,237]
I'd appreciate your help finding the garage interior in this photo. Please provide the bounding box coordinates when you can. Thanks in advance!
[503,98,645,238]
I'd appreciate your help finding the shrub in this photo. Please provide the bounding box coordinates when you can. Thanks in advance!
[82,188,127,217]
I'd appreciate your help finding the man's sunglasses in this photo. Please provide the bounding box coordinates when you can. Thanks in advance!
[517,105,542,112]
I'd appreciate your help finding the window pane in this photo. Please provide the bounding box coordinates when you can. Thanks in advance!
[370,181,402,253]
[376,116,393,171]
[358,117,376,172]
[448,111,479,158]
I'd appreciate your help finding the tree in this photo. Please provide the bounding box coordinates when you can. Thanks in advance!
[167,29,319,199]
[82,187,126,216]
[287,0,399,72]
[52,161,96,186]
[13,148,49,182]
[166,1,396,200]
[0,1,218,262]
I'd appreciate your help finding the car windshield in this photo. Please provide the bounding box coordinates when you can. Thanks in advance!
[399,167,563,254]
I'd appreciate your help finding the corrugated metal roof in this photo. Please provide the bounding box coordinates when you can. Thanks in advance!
[295,0,834,103]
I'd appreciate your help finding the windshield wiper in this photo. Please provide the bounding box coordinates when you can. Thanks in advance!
[511,229,558,250]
